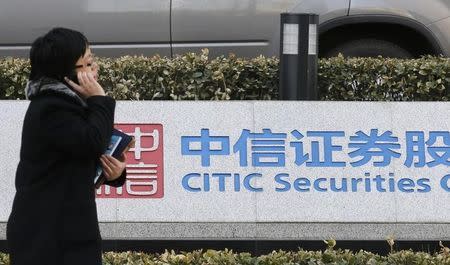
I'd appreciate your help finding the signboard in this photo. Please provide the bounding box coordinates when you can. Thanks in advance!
[1,101,449,229]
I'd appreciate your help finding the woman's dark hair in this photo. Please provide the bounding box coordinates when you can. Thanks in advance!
[29,27,88,81]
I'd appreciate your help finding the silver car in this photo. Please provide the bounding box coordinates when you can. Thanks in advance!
[0,0,449,58]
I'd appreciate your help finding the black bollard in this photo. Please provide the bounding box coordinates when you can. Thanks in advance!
[279,13,319,100]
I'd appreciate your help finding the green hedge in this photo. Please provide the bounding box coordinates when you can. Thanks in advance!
[0,50,448,101]
[1,248,450,265]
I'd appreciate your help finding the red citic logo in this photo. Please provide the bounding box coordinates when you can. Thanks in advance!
[96,124,164,198]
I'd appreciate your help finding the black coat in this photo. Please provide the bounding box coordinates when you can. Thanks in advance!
[7,89,126,264]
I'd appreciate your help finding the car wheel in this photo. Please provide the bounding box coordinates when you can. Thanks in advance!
[323,38,413,58]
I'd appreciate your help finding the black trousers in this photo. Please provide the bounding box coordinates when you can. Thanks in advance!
[8,239,102,265]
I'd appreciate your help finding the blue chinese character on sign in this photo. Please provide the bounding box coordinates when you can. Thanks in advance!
[290,130,309,166]
[348,129,401,167]
[306,131,346,167]
[426,131,450,167]
[233,129,287,167]
[181,129,230,166]
[404,131,426,168]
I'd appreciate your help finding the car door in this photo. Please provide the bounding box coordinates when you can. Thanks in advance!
[171,0,299,58]
[0,0,170,58]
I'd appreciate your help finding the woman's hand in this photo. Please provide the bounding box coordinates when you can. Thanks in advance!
[64,72,105,98]
[100,154,126,182]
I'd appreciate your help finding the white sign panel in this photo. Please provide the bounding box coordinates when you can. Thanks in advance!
[1,101,449,224]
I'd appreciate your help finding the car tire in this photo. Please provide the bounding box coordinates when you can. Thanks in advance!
[323,38,413,58]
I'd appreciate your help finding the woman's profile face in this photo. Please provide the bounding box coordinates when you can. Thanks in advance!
[74,47,98,80]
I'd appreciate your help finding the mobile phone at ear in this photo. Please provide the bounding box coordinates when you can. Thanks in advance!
[66,70,79,85]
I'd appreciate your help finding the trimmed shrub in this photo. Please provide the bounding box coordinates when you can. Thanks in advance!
[2,248,450,264]
[319,55,449,101]
[0,50,448,101]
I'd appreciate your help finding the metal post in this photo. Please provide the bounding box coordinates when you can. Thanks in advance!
[279,13,319,100]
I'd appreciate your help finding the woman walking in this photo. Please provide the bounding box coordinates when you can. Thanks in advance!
[7,27,127,265]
